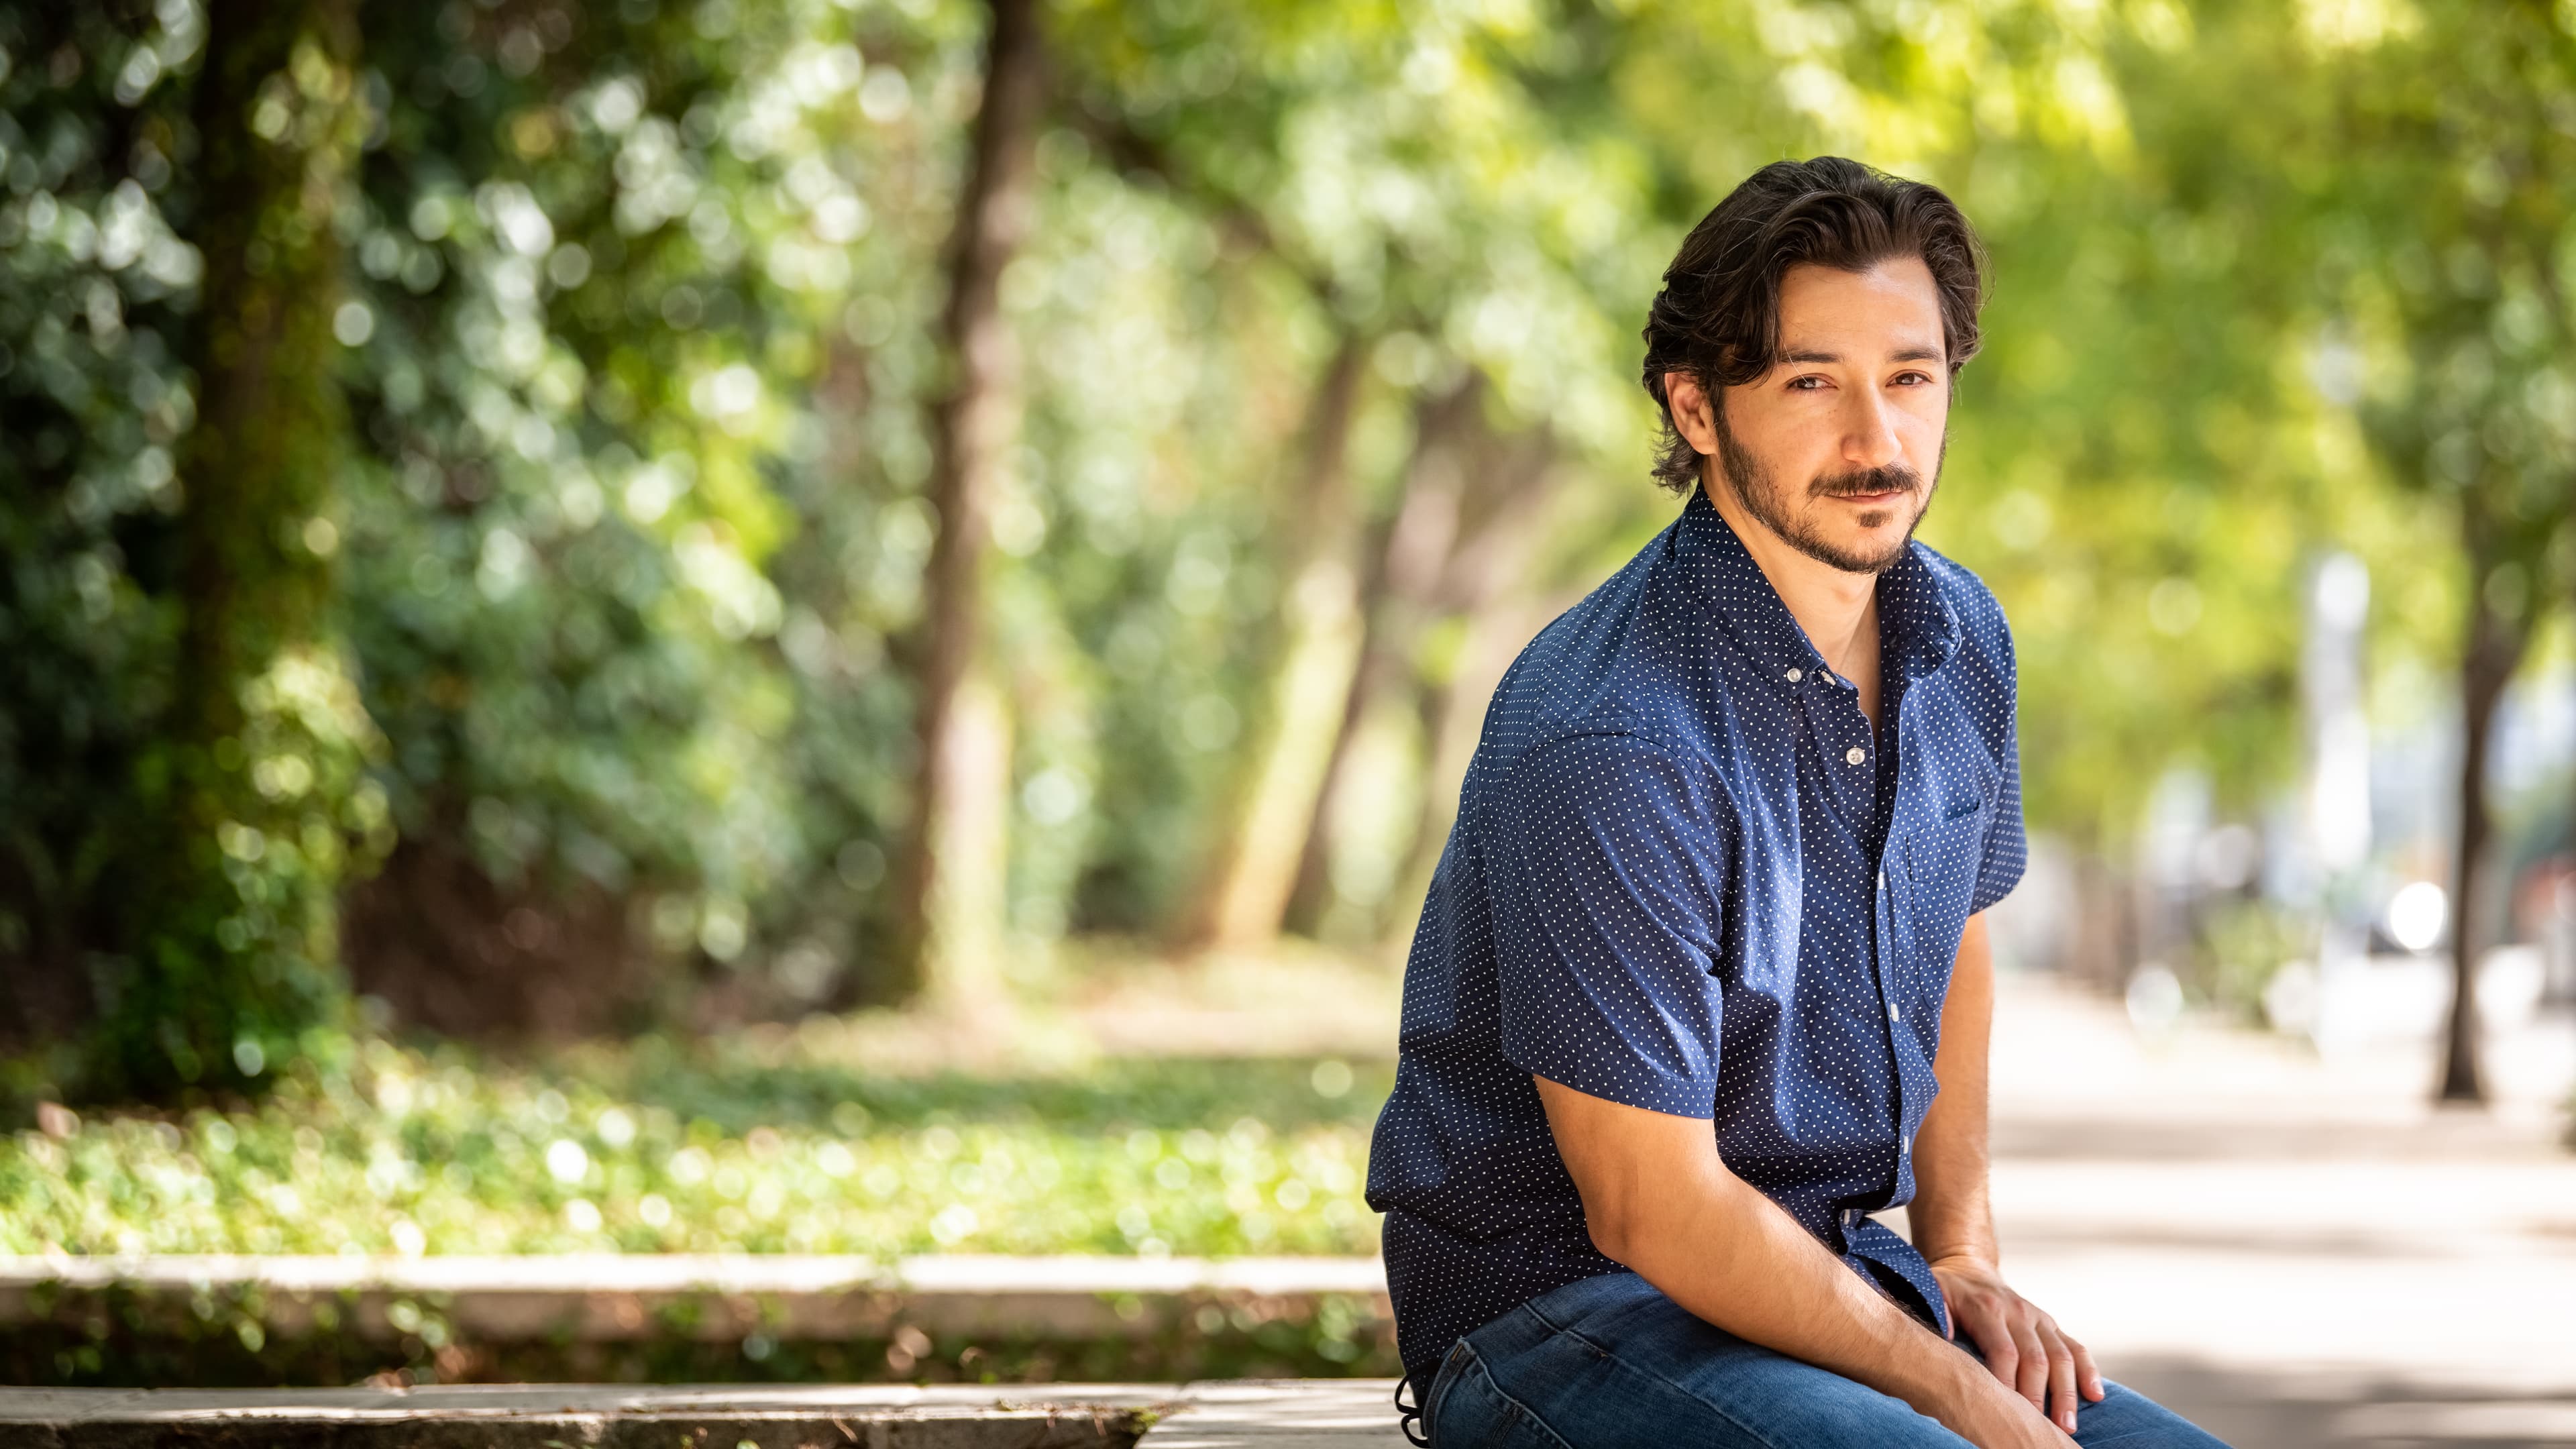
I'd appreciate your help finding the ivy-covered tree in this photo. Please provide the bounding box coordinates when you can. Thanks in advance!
[97,0,391,1097]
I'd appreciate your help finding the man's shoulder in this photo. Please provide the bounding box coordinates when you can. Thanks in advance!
[1910,540,2016,679]
[1481,525,1699,747]
[1462,572,1753,849]
[1474,643,1730,825]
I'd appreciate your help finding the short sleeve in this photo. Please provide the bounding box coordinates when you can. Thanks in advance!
[1483,733,1731,1119]
[1969,650,2026,915]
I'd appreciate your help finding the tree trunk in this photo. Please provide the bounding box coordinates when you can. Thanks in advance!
[1282,381,1482,936]
[1186,330,1372,950]
[2067,845,2124,993]
[87,0,374,1099]
[1381,429,1562,939]
[881,0,1045,1007]
[2436,555,2532,1104]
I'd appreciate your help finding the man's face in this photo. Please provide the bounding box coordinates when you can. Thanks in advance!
[1671,258,1952,575]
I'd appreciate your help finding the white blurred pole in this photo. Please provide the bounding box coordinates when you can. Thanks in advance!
[2302,553,2372,1051]
[2303,552,2373,877]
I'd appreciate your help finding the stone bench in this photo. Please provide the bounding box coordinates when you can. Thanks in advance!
[0,1379,1409,1447]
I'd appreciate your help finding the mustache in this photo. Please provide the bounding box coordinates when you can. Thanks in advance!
[1808,464,1922,498]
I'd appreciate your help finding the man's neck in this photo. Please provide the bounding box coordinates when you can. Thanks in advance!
[1703,480,1884,726]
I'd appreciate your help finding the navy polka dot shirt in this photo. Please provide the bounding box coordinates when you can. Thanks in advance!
[1365,485,2026,1395]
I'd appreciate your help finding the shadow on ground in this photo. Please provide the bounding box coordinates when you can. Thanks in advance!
[2116,1355,2576,1449]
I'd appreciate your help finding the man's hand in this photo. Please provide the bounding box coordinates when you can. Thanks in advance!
[1937,1366,2083,1449]
[1929,1253,2104,1436]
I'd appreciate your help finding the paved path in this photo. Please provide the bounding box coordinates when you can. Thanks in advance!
[1943,972,2576,1448]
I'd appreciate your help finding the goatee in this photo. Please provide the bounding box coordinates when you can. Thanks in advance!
[1711,407,1939,576]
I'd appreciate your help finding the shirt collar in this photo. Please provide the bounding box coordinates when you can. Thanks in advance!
[1671,484,1962,687]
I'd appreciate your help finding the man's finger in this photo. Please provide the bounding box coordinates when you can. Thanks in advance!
[2042,1324,2079,1434]
[2067,1332,2105,1401]
[1968,1311,2020,1391]
[2010,1314,2049,1409]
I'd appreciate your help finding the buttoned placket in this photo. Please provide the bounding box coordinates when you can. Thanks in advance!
[1786,655,1913,1251]
[1793,664,1879,813]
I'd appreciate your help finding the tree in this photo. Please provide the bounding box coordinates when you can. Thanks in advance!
[2320,0,2576,1102]
[883,0,1047,1006]
[1286,382,1564,941]
[87,0,388,1096]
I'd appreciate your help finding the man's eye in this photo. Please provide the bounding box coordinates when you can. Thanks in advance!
[1892,372,1933,386]
[1788,376,1826,390]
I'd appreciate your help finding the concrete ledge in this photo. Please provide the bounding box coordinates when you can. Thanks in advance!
[0,1379,1408,1448]
[1141,1381,1407,1447]
[0,1254,1391,1342]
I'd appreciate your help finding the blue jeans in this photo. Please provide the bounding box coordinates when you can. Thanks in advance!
[1421,1270,2233,1448]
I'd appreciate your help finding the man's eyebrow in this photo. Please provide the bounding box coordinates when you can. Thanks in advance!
[1776,345,1945,365]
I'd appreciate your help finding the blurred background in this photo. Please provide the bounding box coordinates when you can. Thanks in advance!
[1,0,2573,1434]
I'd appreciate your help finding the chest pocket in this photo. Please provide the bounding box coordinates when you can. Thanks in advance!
[1902,790,1990,967]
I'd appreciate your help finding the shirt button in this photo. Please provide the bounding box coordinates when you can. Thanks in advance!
[1785,667,1803,682]
[1900,1134,1913,1155]
[1845,746,1866,765]
[1888,1003,1901,1022]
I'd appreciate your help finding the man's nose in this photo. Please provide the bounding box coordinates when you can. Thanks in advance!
[1844,390,1902,470]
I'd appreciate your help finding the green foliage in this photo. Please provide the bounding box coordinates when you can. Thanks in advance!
[0,5,201,1044]
[335,0,871,961]
[2321,0,2575,637]
[0,1036,1386,1258]
[99,642,391,1095]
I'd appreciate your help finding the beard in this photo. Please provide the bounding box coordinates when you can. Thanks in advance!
[1711,405,1943,576]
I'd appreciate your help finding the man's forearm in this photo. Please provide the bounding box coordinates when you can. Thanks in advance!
[1609,1150,1983,1411]
[1909,1119,1996,1267]
[1534,1077,1987,1424]
[1910,911,1998,1266]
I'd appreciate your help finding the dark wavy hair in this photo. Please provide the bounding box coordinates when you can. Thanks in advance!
[1640,156,1988,494]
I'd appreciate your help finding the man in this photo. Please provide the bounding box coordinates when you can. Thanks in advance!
[1362,158,2230,1448]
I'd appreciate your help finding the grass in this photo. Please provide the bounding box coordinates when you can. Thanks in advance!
[0,1026,1393,1261]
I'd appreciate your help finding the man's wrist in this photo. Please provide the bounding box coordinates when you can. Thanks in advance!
[1880,1319,1990,1419]
[1920,1242,2000,1274]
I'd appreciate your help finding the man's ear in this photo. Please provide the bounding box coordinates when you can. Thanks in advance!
[1664,370,1721,456]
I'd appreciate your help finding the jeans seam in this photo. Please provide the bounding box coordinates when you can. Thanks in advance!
[1422,1345,1466,1443]
[1517,1295,1805,1449]
[1438,1338,1579,1449]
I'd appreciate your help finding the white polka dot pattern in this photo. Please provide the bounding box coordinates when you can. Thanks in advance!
[1364,486,2027,1395]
